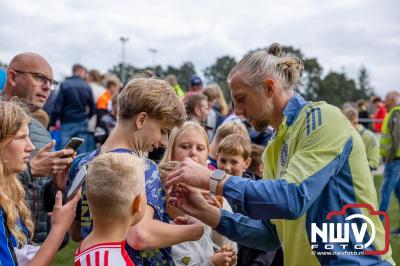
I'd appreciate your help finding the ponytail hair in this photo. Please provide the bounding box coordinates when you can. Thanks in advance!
[228,43,304,92]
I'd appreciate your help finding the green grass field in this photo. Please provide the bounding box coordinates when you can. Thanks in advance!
[52,174,399,265]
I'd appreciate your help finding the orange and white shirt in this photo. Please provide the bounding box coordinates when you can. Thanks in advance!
[75,241,134,266]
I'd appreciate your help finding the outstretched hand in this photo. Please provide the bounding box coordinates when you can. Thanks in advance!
[201,191,223,208]
[168,183,222,229]
[168,183,209,218]
[165,158,212,190]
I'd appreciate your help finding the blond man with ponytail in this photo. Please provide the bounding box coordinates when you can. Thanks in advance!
[166,43,394,265]
[0,100,81,266]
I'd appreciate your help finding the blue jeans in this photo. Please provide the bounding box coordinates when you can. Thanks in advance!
[60,120,96,154]
[379,160,400,214]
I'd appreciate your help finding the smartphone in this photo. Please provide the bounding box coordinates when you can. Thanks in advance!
[61,137,84,158]
[65,165,87,202]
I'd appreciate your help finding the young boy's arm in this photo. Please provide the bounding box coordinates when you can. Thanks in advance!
[126,205,204,250]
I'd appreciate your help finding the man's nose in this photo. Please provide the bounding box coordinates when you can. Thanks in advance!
[160,135,168,148]
[41,80,52,92]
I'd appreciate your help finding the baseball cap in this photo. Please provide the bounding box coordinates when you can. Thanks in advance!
[190,76,203,87]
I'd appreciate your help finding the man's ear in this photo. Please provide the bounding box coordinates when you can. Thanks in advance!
[262,78,276,97]
[6,69,17,87]
[135,112,148,130]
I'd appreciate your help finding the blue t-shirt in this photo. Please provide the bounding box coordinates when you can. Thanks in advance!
[69,147,173,266]
[0,208,30,266]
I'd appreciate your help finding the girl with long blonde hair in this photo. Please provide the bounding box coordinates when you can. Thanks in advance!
[0,99,81,265]
[0,99,35,245]
[160,121,238,265]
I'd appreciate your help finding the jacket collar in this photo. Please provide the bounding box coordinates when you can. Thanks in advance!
[283,93,308,126]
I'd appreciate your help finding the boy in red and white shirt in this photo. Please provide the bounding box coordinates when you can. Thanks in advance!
[75,153,146,266]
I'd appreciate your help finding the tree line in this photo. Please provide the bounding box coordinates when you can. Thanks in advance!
[109,45,374,107]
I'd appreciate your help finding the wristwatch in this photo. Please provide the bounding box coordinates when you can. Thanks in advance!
[209,169,226,195]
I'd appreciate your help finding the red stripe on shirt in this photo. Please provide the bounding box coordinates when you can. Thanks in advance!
[95,251,100,266]
[104,250,109,266]
[75,258,82,266]
[86,253,91,266]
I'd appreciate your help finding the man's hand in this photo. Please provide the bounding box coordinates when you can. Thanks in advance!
[168,183,210,218]
[168,183,222,228]
[201,191,223,208]
[30,140,75,177]
[52,167,70,191]
[165,158,212,189]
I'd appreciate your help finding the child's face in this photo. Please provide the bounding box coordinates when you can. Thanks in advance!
[217,152,250,176]
[137,117,174,153]
[1,124,35,174]
[172,130,208,166]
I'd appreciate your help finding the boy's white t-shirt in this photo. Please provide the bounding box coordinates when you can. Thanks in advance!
[75,241,134,266]
[171,198,238,266]
[172,224,215,266]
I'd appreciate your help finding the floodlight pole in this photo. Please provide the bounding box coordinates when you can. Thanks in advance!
[149,48,158,71]
[120,36,129,84]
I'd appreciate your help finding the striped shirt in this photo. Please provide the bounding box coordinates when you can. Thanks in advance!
[75,241,134,266]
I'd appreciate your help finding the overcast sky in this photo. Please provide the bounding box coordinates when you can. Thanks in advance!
[1,0,399,96]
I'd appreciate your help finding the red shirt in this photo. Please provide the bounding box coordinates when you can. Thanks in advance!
[75,241,135,266]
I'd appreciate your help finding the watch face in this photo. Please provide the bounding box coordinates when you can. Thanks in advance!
[212,169,226,180]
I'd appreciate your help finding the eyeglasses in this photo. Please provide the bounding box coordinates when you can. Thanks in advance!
[12,69,60,90]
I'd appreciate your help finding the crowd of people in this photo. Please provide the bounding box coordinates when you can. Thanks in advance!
[0,42,398,266]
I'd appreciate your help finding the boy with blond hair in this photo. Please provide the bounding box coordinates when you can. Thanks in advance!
[217,134,251,177]
[69,76,204,265]
[75,153,146,266]
[208,122,249,169]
